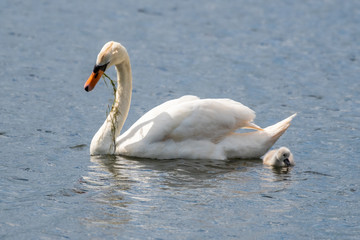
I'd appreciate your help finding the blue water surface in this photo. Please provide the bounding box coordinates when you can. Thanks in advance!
[0,0,359,239]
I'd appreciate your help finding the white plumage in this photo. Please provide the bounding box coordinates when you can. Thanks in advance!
[84,41,296,160]
[263,147,295,167]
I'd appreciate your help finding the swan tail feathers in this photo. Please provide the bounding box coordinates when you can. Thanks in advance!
[243,122,264,131]
[264,113,297,144]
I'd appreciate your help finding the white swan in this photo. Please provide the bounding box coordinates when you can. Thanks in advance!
[84,41,296,160]
[263,147,295,167]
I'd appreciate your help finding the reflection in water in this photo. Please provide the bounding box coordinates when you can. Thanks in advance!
[270,166,294,181]
[88,155,263,189]
[79,155,293,227]
[80,156,133,226]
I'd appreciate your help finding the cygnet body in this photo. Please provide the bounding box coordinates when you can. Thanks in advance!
[263,147,295,167]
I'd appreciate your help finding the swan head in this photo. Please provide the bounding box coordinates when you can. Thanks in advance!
[84,41,128,92]
[263,147,295,167]
[275,147,294,167]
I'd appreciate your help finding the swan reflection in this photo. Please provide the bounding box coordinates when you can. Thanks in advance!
[85,155,263,188]
[79,155,293,226]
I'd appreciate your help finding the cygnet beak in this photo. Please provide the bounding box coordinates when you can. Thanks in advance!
[283,158,291,167]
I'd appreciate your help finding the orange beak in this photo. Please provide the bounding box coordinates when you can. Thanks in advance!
[84,70,104,92]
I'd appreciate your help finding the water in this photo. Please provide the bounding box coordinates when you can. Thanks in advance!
[1,0,359,239]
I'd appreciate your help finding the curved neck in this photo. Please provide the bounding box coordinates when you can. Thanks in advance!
[90,57,132,155]
[113,58,132,135]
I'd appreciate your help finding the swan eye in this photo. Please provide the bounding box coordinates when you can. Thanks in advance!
[93,63,109,73]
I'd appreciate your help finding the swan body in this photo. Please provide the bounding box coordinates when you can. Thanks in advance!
[263,147,295,167]
[84,41,296,160]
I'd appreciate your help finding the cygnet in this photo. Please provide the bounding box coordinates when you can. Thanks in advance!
[263,147,295,167]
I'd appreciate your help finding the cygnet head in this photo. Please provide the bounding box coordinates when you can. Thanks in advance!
[263,147,295,167]
[84,41,128,92]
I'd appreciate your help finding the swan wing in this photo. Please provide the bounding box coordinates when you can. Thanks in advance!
[116,95,199,144]
[118,96,258,145]
[131,95,200,125]
[164,98,257,142]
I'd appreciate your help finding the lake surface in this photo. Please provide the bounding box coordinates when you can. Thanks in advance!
[1,0,360,239]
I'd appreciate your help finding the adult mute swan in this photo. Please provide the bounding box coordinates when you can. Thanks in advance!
[84,41,296,160]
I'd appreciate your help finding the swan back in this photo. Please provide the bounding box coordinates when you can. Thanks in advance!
[117,96,257,145]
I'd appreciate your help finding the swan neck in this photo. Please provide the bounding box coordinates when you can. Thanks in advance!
[90,57,132,155]
[113,58,132,133]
